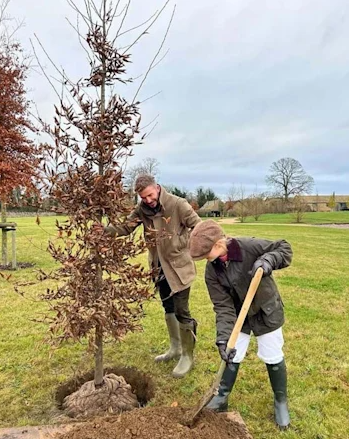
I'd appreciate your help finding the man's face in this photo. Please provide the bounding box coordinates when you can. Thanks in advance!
[138,184,160,208]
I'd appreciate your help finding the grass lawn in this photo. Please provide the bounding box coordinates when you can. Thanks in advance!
[0,216,349,439]
[241,211,349,224]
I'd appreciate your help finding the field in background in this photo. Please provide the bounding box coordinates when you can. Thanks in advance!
[0,215,348,439]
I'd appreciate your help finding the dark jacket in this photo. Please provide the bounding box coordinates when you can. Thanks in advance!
[107,186,201,292]
[205,237,293,341]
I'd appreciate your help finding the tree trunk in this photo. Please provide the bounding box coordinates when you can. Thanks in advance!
[94,325,104,387]
[1,199,7,265]
[94,0,107,387]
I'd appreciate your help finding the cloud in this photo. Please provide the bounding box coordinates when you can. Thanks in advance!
[7,0,349,196]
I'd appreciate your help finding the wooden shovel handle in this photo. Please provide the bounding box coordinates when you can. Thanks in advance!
[213,267,263,386]
[226,267,263,349]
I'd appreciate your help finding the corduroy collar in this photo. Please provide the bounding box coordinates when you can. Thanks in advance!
[226,238,243,262]
[212,237,243,268]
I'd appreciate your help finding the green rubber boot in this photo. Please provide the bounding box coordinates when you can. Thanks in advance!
[206,363,240,412]
[172,321,196,378]
[155,313,181,362]
[266,359,290,430]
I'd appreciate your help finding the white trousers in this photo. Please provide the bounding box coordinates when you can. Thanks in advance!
[233,327,284,364]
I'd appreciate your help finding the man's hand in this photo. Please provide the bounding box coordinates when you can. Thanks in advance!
[250,259,273,277]
[217,341,237,368]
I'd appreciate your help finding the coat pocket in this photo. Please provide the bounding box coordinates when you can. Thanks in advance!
[260,296,284,328]
[171,253,195,285]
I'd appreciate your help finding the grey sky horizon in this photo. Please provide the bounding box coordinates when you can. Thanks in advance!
[8,0,349,199]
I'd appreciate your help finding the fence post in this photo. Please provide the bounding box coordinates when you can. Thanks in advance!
[11,229,16,270]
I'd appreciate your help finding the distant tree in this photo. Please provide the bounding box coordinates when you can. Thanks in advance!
[233,185,249,223]
[0,19,41,264]
[265,158,314,208]
[327,192,336,211]
[195,187,206,208]
[169,186,188,199]
[195,186,216,208]
[291,195,307,223]
[247,189,266,221]
[227,185,238,203]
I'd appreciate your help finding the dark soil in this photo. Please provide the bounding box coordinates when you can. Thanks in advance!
[0,262,35,270]
[58,407,252,439]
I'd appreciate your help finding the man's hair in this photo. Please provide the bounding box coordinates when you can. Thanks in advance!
[134,174,157,193]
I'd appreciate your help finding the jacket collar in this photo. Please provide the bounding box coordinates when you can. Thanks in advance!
[227,238,243,262]
[212,237,243,268]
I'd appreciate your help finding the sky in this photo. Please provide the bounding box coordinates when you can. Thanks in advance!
[7,0,349,198]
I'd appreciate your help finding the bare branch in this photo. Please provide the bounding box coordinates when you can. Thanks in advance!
[140,113,159,131]
[121,0,171,55]
[30,39,62,102]
[139,91,162,105]
[65,16,92,64]
[116,10,158,39]
[115,0,131,38]
[67,0,90,27]
[132,4,175,103]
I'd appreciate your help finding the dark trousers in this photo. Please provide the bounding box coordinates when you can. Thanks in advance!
[158,276,194,325]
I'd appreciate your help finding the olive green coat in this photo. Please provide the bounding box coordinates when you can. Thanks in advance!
[107,186,201,292]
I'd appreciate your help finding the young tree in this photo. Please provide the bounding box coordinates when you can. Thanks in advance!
[0,3,41,265]
[265,158,314,209]
[291,195,307,223]
[33,0,173,415]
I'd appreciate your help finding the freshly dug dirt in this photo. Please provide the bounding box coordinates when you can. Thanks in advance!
[63,374,139,419]
[59,407,252,439]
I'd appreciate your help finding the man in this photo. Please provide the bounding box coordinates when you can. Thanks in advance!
[106,174,201,378]
[189,220,293,429]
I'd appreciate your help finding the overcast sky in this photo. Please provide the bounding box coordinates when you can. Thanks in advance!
[8,0,349,198]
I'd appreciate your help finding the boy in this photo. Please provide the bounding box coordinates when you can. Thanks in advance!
[189,220,293,429]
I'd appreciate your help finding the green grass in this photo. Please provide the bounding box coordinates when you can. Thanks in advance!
[240,211,349,224]
[1,216,349,439]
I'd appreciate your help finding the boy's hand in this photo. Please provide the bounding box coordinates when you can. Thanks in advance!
[217,341,237,367]
[250,259,273,277]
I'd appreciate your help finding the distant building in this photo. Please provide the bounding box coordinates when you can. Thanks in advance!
[297,195,349,212]
[198,199,222,217]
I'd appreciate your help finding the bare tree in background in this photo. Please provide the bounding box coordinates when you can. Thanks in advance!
[266,157,314,210]
[247,187,266,221]
[233,185,249,223]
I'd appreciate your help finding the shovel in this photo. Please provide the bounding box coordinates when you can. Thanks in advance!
[184,267,263,427]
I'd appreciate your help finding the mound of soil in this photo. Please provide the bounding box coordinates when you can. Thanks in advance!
[59,407,252,439]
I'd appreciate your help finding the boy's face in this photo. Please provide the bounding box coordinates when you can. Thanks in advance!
[205,242,226,262]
